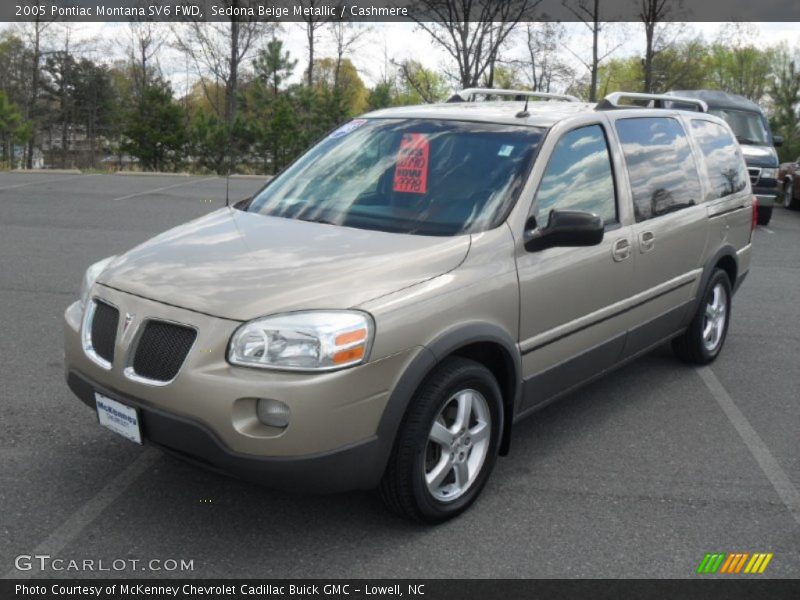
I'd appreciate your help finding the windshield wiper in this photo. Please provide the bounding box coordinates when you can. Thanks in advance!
[736,136,762,145]
[295,215,339,226]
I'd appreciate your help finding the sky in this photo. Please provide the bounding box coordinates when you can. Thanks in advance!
[2,21,798,95]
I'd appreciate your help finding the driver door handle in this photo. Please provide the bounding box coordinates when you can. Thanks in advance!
[612,238,631,262]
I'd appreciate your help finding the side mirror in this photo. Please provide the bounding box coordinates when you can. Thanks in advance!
[524,209,604,252]
[773,135,784,148]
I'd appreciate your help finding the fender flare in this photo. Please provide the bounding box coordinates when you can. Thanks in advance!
[373,323,522,479]
[683,244,740,328]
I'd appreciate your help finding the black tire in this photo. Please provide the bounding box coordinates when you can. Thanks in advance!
[784,180,799,210]
[672,269,732,365]
[757,205,772,225]
[379,357,502,524]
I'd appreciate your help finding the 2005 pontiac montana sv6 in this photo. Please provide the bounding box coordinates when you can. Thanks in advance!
[65,89,755,522]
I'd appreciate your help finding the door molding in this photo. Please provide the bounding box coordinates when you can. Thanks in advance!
[519,268,701,355]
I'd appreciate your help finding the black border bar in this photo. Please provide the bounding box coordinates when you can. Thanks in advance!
[5,579,800,600]
[6,1,800,23]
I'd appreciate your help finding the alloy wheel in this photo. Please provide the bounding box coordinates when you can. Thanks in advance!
[702,282,728,353]
[424,388,491,503]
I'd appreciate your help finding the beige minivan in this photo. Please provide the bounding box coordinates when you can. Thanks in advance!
[64,90,754,522]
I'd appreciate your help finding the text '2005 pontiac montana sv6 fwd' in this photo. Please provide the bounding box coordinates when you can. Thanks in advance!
[64,89,754,523]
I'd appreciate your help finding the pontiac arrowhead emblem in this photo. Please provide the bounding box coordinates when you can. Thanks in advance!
[123,312,135,333]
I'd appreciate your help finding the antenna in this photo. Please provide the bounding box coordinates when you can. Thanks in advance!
[516,96,530,118]
[225,168,231,207]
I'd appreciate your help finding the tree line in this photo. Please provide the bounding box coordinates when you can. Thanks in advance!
[0,9,798,174]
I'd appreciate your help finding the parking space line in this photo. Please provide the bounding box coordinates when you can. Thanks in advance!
[1,447,160,579]
[0,174,91,192]
[111,176,218,201]
[761,227,776,234]
[698,367,800,527]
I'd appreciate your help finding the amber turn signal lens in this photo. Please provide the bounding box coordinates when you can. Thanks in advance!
[335,328,367,346]
[332,345,365,364]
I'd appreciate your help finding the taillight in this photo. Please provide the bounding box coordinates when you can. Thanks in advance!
[752,196,759,232]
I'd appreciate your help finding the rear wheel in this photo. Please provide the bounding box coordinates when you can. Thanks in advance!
[672,269,732,365]
[757,205,772,225]
[379,357,502,523]
[784,180,799,210]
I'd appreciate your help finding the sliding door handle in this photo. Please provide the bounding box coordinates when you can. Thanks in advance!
[639,230,655,253]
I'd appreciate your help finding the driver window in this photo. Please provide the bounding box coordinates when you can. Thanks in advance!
[532,124,617,228]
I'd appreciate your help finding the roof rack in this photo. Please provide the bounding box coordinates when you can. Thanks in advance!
[597,92,708,113]
[448,88,579,103]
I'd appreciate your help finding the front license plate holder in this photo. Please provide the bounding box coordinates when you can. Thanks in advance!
[95,392,142,445]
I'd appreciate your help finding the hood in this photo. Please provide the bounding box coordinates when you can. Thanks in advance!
[98,208,470,321]
[740,144,779,168]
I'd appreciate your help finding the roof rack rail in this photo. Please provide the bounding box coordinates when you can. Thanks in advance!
[597,92,707,113]
[448,88,579,103]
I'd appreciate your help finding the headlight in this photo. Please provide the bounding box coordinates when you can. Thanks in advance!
[79,256,116,307]
[228,311,374,371]
[760,168,778,179]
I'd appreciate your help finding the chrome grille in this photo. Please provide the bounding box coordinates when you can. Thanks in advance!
[748,167,761,186]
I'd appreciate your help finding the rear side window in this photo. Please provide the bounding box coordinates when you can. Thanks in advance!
[615,117,701,222]
[690,119,748,201]
[533,124,617,227]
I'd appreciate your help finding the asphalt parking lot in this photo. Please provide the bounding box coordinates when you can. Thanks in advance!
[1,171,798,579]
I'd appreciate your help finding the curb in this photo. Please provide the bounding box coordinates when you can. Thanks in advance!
[115,171,193,177]
[230,174,271,180]
[114,171,271,180]
[10,168,82,175]
[5,169,273,179]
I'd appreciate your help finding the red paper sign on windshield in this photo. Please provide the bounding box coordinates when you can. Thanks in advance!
[393,133,429,194]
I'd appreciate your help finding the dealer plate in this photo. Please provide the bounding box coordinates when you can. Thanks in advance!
[95,392,142,444]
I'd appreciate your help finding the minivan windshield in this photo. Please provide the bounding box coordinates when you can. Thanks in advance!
[246,119,542,236]
[708,108,770,145]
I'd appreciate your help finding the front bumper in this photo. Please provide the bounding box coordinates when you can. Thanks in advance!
[64,286,421,492]
[754,180,779,207]
[67,370,384,492]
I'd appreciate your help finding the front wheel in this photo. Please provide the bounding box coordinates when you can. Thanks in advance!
[379,357,502,523]
[672,269,732,365]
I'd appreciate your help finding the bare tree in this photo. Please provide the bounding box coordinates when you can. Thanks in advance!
[411,0,541,89]
[518,22,575,92]
[42,24,79,169]
[112,1,165,100]
[125,21,164,99]
[17,12,54,168]
[174,3,270,126]
[639,0,682,93]
[328,21,370,90]
[562,0,624,101]
[374,36,394,88]
[297,0,333,87]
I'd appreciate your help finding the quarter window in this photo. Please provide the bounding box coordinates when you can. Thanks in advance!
[615,117,701,222]
[533,125,617,227]
[690,119,748,201]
